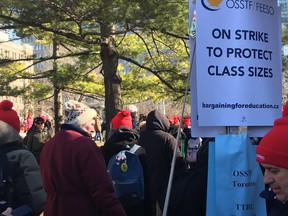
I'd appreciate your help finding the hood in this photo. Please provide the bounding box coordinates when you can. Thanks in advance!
[0,120,23,147]
[146,110,170,132]
[103,127,140,153]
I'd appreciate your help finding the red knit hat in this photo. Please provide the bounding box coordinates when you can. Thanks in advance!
[182,116,191,127]
[111,110,132,129]
[256,117,288,169]
[174,116,180,125]
[0,100,20,132]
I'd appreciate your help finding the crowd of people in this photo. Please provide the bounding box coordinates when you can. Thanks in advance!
[0,98,288,216]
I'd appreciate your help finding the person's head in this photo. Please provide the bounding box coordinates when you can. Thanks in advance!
[109,109,132,137]
[33,117,45,130]
[182,116,191,128]
[0,120,22,147]
[0,100,20,133]
[256,116,288,203]
[173,116,180,125]
[127,104,138,115]
[146,109,170,131]
[63,100,97,134]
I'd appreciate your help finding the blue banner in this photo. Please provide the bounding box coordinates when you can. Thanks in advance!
[207,134,266,216]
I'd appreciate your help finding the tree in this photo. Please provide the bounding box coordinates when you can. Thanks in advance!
[0,0,190,133]
[0,61,27,96]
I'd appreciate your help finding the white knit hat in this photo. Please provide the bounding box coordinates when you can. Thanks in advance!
[128,104,138,113]
[64,100,96,126]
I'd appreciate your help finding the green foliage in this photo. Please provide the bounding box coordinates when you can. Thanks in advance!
[117,30,190,101]
[0,62,27,96]
[121,70,165,103]
[0,0,190,105]
[25,81,53,100]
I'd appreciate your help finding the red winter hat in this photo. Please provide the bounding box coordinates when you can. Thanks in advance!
[256,117,288,169]
[111,110,132,129]
[182,116,191,127]
[0,100,20,132]
[174,116,180,125]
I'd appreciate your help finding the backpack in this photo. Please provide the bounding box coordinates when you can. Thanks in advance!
[107,144,144,207]
[0,150,13,213]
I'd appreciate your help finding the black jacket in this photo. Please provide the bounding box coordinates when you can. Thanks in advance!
[0,120,46,216]
[138,110,185,203]
[260,186,288,216]
[101,127,142,165]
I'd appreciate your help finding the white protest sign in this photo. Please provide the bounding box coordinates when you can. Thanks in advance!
[189,0,226,137]
[196,0,282,126]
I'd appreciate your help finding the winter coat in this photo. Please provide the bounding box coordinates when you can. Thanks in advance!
[0,120,46,216]
[156,138,210,216]
[26,126,51,163]
[101,127,143,165]
[40,124,126,216]
[138,110,185,203]
[260,186,288,216]
[101,127,153,216]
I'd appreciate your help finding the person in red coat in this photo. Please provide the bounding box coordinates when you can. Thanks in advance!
[40,100,126,216]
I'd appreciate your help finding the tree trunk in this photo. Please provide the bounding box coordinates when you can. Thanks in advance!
[100,23,122,138]
[52,39,63,132]
[53,87,62,132]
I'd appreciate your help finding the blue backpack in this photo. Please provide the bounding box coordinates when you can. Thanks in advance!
[107,144,144,207]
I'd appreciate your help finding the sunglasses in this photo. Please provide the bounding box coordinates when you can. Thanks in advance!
[36,122,44,125]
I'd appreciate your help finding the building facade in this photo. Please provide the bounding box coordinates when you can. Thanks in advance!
[0,30,34,118]
[21,36,53,72]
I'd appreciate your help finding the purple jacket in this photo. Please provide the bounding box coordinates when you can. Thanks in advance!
[40,124,126,216]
